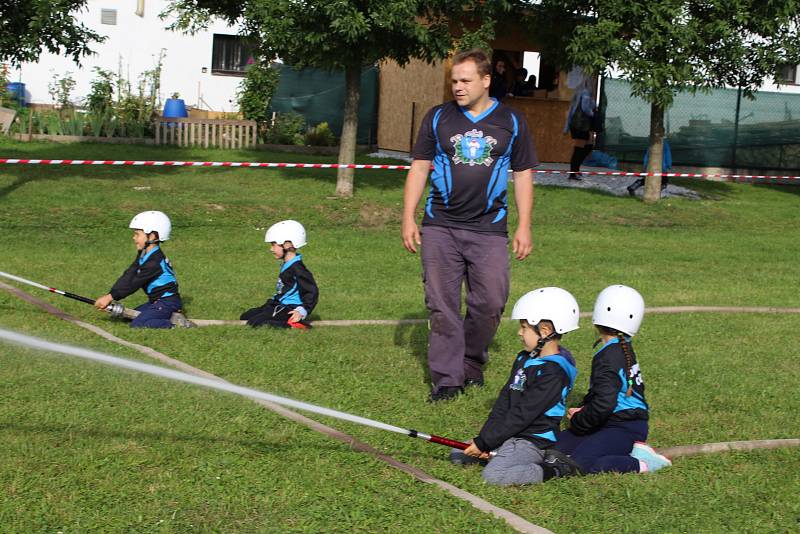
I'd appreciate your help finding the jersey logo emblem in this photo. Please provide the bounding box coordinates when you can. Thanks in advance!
[450,129,496,166]
[509,368,527,391]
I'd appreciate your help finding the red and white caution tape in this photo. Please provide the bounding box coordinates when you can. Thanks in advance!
[0,158,797,181]
[0,158,410,170]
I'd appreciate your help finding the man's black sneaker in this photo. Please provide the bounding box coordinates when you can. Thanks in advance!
[541,449,584,479]
[464,377,485,388]
[428,386,463,402]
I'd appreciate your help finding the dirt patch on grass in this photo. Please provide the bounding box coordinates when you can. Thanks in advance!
[358,202,398,229]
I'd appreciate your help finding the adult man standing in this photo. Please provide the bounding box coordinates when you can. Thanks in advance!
[401,48,537,402]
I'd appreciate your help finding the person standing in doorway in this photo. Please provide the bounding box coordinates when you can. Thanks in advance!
[401,48,538,402]
[489,59,509,101]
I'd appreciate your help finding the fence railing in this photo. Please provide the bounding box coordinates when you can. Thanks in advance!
[154,118,258,148]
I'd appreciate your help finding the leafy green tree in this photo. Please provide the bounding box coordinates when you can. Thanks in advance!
[164,0,505,197]
[534,0,800,202]
[237,59,280,137]
[0,1,103,64]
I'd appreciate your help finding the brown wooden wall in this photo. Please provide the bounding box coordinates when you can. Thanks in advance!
[505,97,573,163]
[377,58,448,152]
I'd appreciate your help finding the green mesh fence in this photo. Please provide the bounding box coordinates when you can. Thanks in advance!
[268,64,378,145]
[599,78,800,170]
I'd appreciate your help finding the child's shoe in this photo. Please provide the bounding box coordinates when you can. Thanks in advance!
[630,442,672,472]
[542,448,584,479]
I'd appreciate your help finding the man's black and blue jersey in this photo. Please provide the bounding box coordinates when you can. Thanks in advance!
[411,98,538,234]
[268,254,318,317]
[109,246,179,303]
[473,347,578,452]
[569,337,649,435]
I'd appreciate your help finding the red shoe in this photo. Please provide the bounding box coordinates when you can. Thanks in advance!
[288,320,309,330]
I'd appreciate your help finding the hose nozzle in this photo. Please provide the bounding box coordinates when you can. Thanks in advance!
[106,302,126,318]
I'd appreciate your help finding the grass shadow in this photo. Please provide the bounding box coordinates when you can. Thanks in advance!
[753,182,800,196]
[392,313,430,386]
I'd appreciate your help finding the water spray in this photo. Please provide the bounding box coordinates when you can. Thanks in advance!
[0,328,473,453]
[0,271,192,327]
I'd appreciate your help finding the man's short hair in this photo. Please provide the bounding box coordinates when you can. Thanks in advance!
[452,48,492,78]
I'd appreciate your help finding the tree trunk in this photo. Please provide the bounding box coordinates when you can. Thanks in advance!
[335,61,361,198]
[643,101,665,203]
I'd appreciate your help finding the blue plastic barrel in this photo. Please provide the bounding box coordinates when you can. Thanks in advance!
[6,82,26,106]
[163,98,188,118]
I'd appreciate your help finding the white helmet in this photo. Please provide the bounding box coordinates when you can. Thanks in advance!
[129,211,171,241]
[511,287,580,334]
[265,220,307,248]
[592,285,645,336]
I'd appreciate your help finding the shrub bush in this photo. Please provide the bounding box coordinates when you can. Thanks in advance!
[305,122,337,146]
[265,112,306,145]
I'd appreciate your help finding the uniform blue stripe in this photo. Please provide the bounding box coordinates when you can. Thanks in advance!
[532,430,557,442]
[138,246,160,265]
[613,369,648,413]
[484,114,517,218]
[281,254,302,273]
[427,108,450,214]
[279,282,302,306]
[461,98,499,123]
[146,258,177,295]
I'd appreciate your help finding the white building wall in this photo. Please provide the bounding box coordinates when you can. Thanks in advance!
[8,0,244,112]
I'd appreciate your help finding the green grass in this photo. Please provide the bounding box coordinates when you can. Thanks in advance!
[1,138,798,533]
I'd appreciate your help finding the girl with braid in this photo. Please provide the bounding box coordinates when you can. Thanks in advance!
[553,285,672,475]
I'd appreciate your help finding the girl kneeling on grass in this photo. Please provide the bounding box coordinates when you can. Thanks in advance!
[554,285,671,474]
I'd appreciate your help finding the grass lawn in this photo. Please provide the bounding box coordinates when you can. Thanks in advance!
[1,138,798,533]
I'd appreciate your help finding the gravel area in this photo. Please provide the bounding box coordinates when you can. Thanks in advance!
[531,163,702,200]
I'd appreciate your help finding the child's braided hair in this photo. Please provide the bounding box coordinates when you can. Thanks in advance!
[597,326,635,397]
[616,332,635,397]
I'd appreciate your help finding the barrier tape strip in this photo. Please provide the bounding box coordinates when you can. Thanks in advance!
[0,158,798,181]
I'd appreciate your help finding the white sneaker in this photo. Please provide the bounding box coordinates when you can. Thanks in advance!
[630,442,672,472]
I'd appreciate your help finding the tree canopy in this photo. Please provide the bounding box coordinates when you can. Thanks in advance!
[164,0,506,196]
[532,0,800,201]
[0,0,103,64]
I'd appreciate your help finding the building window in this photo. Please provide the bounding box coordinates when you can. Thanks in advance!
[777,64,798,85]
[211,34,253,76]
[101,9,117,25]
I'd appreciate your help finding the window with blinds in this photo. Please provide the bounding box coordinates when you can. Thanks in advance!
[211,34,253,76]
[101,9,117,25]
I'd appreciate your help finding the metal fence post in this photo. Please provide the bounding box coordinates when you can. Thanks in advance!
[732,85,742,170]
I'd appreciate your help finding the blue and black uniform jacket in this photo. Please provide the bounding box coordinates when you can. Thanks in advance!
[473,347,578,452]
[267,255,318,316]
[109,246,179,303]
[569,338,649,435]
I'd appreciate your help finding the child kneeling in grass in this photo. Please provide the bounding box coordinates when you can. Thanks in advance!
[94,211,184,329]
[240,220,319,329]
[554,285,671,474]
[451,287,583,485]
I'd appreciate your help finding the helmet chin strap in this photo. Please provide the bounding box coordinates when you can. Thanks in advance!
[139,232,160,259]
[531,323,557,357]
